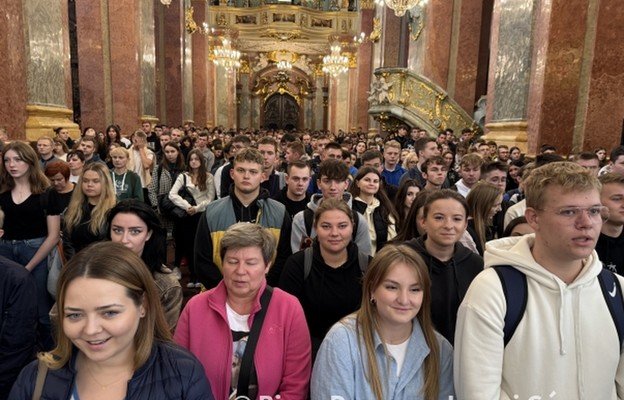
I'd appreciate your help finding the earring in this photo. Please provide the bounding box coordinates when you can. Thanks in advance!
[370,296,376,304]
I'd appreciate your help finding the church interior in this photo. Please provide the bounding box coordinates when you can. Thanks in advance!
[1,0,623,154]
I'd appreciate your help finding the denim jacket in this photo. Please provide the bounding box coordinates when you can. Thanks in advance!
[311,316,455,400]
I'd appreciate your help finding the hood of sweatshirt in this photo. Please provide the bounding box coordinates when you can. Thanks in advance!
[305,192,354,212]
[484,234,602,290]
[484,234,604,355]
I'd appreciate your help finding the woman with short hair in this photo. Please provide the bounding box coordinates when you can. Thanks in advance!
[175,223,311,400]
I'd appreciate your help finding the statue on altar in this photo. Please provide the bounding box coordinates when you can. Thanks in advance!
[368,76,392,105]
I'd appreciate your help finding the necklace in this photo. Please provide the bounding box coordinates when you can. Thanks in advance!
[85,363,131,390]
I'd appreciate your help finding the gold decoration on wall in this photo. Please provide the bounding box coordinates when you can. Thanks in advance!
[239,60,251,74]
[185,6,199,35]
[369,17,381,43]
[368,68,481,135]
[360,0,376,9]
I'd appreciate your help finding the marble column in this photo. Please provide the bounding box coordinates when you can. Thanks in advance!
[238,70,251,129]
[354,4,375,131]
[160,0,184,125]
[214,67,238,129]
[76,0,156,135]
[191,0,208,127]
[484,0,624,154]
[314,73,326,130]
[482,0,537,152]
[6,0,79,141]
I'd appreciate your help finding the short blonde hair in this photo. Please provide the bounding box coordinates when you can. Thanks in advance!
[524,162,601,209]
[109,146,129,159]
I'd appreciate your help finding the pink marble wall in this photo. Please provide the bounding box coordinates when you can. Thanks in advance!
[192,1,208,128]
[109,2,142,134]
[162,1,183,126]
[355,8,375,131]
[452,0,484,114]
[422,1,453,90]
[527,0,587,154]
[75,1,107,131]
[381,8,402,67]
[583,0,624,153]
[0,0,28,139]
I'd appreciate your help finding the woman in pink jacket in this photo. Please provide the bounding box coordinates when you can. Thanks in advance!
[175,222,311,400]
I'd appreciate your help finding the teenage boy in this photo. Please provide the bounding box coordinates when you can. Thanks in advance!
[596,173,624,274]
[455,162,623,399]
[421,156,448,190]
[451,153,483,197]
[381,140,405,187]
[273,160,312,219]
[399,137,440,187]
[291,159,371,256]
[195,148,292,289]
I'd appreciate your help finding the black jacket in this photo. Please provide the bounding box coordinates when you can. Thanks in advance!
[0,256,37,400]
[352,198,390,253]
[406,236,483,344]
[279,241,369,356]
[9,341,214,400]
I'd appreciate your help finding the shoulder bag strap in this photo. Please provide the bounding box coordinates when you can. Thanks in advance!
[236,286,273,397]
[32,359,48,400]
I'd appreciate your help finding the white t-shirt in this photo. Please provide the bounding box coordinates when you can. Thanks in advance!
[386,338,410,376]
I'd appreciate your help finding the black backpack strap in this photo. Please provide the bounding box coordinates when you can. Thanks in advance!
[236,286,273,397]
[597,268,624,350]
[357,251,369,276]
[303,246,313,280]
[303,208,314,237]
[493,265,528,347]
[351,209,359,242]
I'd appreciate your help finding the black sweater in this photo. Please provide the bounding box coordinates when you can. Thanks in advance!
[406,235,483,344]
[279,241,368,356]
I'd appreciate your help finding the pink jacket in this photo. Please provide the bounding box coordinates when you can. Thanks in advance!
[174,281,311,400]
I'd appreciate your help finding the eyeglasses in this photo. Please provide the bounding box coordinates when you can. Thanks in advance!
[538,206,609,223]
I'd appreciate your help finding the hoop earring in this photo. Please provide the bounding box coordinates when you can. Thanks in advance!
[370,297,376,304]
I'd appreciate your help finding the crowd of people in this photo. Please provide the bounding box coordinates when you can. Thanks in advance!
[2,121,624,399]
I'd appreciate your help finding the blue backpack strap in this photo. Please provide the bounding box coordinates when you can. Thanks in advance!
[597,268,624,350]
[493,265,528,347]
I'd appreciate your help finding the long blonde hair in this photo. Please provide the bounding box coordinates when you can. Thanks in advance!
[64,162,116,235]
[355,244,440,400]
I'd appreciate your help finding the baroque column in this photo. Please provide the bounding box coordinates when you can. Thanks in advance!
[1,0,79,141]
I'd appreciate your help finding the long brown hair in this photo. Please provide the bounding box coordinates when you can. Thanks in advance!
[0,141,50,194]
[39,242,172,370]
[349,166,399,223]
[466,181,502,250]
[355,244,440,399]
[186,149,208,191]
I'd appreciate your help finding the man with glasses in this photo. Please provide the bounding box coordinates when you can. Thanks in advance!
[455,162,623,399]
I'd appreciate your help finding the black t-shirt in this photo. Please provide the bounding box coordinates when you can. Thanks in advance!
[596,230,624,275]
[0,191,61,240]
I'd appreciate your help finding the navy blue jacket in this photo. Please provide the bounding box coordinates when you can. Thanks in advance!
[9,341,214,400]
[0,256,37,400]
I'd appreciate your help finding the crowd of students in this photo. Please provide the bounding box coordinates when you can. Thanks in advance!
[2,121,624,399]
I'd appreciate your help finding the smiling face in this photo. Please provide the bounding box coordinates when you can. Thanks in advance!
[357,172,380,197]
[222,246,269,304]
[110,213,152,257]
[422,198,467,249]
[372,262,423,335]
[315,209,353,255]
[63,277,144,366]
